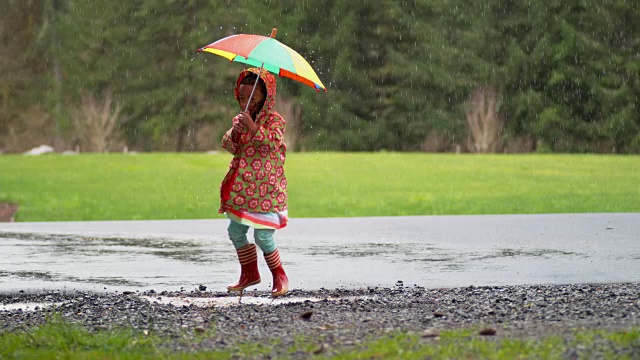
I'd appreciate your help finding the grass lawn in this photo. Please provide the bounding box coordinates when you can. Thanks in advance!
[1,318,637,359]
[0,152,639,221]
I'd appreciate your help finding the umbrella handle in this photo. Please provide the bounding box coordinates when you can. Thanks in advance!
[244,62,264,113]
[243,29,274,112]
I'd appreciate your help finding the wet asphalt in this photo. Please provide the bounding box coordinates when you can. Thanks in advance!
[0,213,638,294]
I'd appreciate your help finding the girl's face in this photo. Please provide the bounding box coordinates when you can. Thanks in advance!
[238,83,265,116]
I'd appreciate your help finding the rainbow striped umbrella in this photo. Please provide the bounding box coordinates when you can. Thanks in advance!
[197,28,326,92]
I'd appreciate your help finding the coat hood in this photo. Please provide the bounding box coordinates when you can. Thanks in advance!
[234,68,277,121]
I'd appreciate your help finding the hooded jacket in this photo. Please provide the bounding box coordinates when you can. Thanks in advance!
[219,68,287,225]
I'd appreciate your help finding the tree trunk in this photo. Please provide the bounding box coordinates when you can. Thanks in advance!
[466,86,503,153]
[276,94,302,151]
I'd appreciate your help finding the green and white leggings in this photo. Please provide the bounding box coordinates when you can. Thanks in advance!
[227,219,277,254]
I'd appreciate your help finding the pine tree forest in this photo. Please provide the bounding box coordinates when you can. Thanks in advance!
[1,0,639,153]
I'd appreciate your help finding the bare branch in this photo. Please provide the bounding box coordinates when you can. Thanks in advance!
[73,92,124,152]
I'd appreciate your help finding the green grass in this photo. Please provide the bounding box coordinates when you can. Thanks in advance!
[1,318,638,359]
[0,153,639,221]
[332,328,640,359]
[0,316,162,359]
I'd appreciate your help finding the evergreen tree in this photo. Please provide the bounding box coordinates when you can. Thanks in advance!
[0,0,50,148]
[295,1,428,151]
[2,0,639,153]
[486,0,640,152]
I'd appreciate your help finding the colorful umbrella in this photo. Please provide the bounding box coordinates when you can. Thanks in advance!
[197,28,327,95]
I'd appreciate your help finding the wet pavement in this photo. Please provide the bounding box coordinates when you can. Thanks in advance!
[0,213,638,294]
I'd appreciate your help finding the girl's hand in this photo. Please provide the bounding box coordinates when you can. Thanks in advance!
[232,119,244,133]
[238,111,258,134]
[230,116,244,142]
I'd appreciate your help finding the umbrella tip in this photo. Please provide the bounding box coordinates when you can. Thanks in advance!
[270,28,277,39]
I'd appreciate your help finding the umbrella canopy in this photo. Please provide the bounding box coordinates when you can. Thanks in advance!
[197,28,326,92]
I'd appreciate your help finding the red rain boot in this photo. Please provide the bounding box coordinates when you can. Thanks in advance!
[227,244,261,292]
[264,249,289,297]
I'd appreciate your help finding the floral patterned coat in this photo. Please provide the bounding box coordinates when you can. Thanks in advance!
[219,68,288,218]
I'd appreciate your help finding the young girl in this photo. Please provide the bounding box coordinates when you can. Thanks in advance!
[219,68,289,297]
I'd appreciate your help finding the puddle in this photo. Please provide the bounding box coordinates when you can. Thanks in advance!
[0,270,144,287]
[0,232,201,250]
[2,295,370,312]
[307,243,429,258]
[150,250,213,263]
[472,248,583,261]
[0,301,65,312]
[1,214,638,292]
[142,295,369,307]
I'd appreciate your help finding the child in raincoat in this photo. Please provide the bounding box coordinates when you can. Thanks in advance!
[219,67,289,297]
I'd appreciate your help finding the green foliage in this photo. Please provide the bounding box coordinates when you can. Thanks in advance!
[0,153,638,222]
[487,0,640,153]
[1,0,640,152]
[0,0,54,144]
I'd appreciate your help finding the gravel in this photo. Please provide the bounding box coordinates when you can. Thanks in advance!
[1,282,639,358]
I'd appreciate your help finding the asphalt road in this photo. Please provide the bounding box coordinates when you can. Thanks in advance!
[0,213,638,293]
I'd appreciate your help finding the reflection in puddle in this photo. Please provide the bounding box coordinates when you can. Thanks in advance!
[307,243,431,258]
[0,231,215,264]
[442,263,464,271]
[150,250,213,263]
[309,243,583,260]
[142,295,369,307]
[0,270,55,281]
[0,270,143,286]
[471,248,582,261]
[414,257,456,262]
[0,232,201,250]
